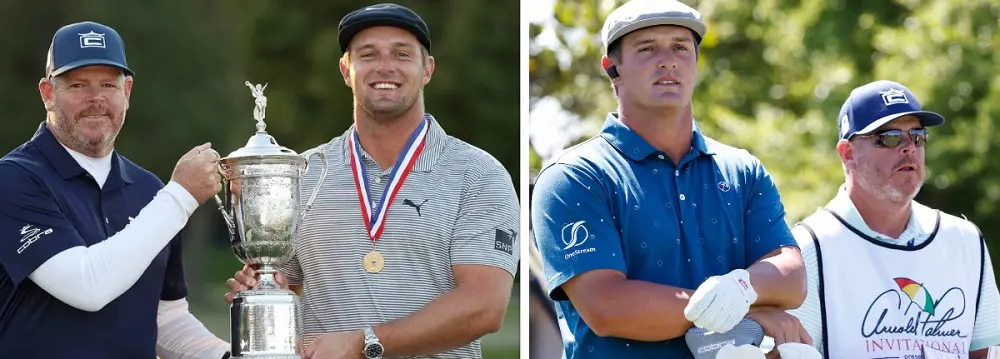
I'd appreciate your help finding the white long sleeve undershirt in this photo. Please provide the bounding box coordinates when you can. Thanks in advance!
[26,180,199,311]
[28,146,229,358]
[156,298,230,359]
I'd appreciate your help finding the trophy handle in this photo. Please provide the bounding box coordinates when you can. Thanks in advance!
[214,163,236,239]
[299,149,329,223]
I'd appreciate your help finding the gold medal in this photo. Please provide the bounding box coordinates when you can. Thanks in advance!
[363,250,384,273]
[350,120,428,276]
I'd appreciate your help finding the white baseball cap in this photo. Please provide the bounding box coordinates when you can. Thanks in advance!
[600,0,707,54]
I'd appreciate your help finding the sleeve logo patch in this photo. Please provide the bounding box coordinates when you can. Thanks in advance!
[18,224,54,255]
[561,221,596,260]
[494,229,516,255]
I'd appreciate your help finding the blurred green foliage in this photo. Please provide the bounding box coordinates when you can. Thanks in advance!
[530,0,1000,268]
[0,0,519,356]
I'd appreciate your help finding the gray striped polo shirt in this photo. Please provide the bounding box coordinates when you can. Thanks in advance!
[278,114,520,359]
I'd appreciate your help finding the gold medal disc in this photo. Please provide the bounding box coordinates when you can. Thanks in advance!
[363,250,384,273]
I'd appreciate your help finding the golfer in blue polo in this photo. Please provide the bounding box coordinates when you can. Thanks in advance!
[0,21,229,358]
[531,1,809,358]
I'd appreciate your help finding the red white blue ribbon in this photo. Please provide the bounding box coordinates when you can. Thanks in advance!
[349,118,428,242]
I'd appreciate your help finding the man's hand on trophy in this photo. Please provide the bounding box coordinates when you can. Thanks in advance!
[171,142,223,205]
[224,264,289,303]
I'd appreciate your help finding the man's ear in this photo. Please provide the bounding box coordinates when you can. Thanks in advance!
[339,56,352,88]
[123,76,133,111]
[837,139,855,172]
[422,55,435,86]
[601,55,620,79]
[39,77,55,112]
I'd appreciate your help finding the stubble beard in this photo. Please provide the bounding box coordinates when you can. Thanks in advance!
[359,89,422,124]
[49,105,124,157]
[854,157,923,205]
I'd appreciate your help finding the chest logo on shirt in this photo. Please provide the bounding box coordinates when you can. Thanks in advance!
[859,276,969,355]
[17,224,54,254]
[718,181,731,192]
[402,199,428,217]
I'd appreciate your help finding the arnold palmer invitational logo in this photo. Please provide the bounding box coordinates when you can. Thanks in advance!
[859,277,969,356]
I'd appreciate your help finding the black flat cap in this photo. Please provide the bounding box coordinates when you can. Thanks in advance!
[338,3,431,54]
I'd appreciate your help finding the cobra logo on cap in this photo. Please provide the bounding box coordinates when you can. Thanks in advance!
[879,88,908,106]
[79,31,106,48]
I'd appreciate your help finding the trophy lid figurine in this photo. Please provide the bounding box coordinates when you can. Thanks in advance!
[214,81,329,358]
[223,82,302,159]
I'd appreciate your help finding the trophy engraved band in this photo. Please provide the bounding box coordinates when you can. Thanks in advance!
[214,81,329,358]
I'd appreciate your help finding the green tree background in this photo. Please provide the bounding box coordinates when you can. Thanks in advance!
[530,0,1000,285]
[0,0,519,356]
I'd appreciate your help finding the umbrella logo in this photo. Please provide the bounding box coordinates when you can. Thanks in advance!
[894,277,936,316]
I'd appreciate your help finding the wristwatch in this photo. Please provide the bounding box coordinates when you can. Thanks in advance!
[362,326,384,359]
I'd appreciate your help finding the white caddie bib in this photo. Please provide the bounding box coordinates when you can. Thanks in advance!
[798,209,985,359]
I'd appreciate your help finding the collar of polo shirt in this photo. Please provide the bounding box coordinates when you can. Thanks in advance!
[599,113,716,161]
[32,122,134,186]
[339,114,447,173]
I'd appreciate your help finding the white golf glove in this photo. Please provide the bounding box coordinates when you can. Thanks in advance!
[715,344,765,359]
[776,342,823,359]
[684,268,758,333]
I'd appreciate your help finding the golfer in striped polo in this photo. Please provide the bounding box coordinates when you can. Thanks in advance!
[224,4,519,359]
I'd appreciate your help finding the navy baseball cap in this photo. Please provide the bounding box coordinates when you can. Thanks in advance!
[338,3,431,54]
[838,80,944,140]
[45,21,133,78]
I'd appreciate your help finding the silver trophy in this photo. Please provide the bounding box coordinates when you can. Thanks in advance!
[214,81,329,358]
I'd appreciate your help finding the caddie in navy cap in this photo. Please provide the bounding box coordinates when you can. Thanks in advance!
[338,3,432,54]
[781,81,999,358]
[838,79,945,141]
[0,20,232,359]
[45,21,134,78]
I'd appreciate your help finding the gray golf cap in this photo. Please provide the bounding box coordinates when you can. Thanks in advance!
[600,0,707,53]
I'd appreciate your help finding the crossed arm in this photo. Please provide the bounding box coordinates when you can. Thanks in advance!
[561,246,806,342]
[533,160,806,342]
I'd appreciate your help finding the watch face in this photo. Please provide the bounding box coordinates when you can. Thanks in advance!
[364,343,384,358]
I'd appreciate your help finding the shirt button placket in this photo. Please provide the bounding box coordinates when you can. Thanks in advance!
[674,164,691,248]
[101,194,112,237]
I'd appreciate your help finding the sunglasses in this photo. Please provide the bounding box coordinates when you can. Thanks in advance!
[853,128,928,148]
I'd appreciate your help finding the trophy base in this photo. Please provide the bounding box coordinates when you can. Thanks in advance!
[230,289,302,359]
